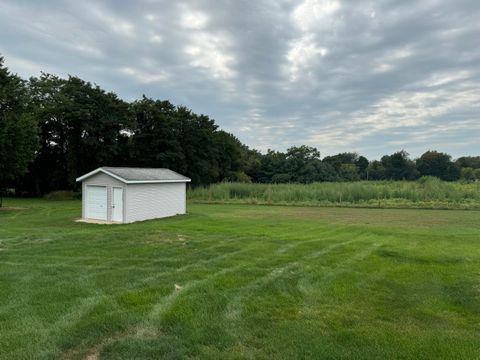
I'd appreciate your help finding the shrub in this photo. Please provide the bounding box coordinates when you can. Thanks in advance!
[43,190,77,200]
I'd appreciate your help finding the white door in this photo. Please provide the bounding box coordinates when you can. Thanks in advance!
[86,186,107,220]
[112,187,123,222]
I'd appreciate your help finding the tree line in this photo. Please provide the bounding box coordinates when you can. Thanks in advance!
[1,56,479,198]
[245,147,480,183]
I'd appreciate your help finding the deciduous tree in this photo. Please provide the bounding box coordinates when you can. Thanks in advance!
[416,150,460,181]
[381,151,418,180]
[0,57,37,205]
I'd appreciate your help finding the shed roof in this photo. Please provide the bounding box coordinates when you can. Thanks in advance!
[76,167,191,183]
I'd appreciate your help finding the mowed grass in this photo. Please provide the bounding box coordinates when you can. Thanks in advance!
[1,199,480,359]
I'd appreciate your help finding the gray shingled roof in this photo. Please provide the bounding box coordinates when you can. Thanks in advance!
[102,167,190,182]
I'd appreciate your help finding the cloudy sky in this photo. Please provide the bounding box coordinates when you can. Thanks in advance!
[1,0,479,159]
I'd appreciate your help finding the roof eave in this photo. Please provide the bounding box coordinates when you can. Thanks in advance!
[76,167,191,183]
[125,179,191,184]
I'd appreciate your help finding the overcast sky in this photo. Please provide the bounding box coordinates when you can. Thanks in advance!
[1,0,479,159]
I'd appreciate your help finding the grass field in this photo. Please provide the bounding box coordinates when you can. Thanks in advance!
[1,199,480,359]
[188,178,480,210]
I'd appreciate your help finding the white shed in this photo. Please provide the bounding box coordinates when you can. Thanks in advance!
[76,167,191,223]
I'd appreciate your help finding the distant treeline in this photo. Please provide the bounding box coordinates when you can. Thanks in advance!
[245,147,480,183]
[1,56,480,197]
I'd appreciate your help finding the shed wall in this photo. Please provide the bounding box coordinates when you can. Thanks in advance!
[125,182,186,223]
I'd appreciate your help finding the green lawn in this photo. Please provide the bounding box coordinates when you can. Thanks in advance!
[1,199,480,359]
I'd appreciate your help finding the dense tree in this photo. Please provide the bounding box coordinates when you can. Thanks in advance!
[214,130,248,182]
[175,106,224,184]
[416,150,460,181]
[256,150,288,183]
[130,98,246,185]
[242,147,262,181]
[285,145,320,183]
[323,152,358,172]
[381,151,419,180]
[355,156,369,179]
[475,169,480,181]
[131,97,182,169]
[285,146,337,183]
[339,164,360,181]
[252,146,337,183]
[456,156,480,169]
[320,163,338,182]
[460,167,476,181]
[20,74,132,194]
[323,152,367,180]
[366,160,386,180]
[0,57,37,205]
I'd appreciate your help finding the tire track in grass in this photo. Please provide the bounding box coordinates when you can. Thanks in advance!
[135,228,348,287]
[148,264,247,319]
[0,235,25,243]
[2,226,349,278]
[2,231,332,316]
[296,238,385,323]
[49,295,105,340]
[224,238,365,321]
[307,240,382,280]
[58,242,268,356]
[138,231,366,324]
[274,228,342,254]
[137,248,252,286]
[0,268,105,347]
[58,229,364,357]
[126,235,278,287]
[62,264,250,359]
[0,234,61,248]
[127,228,358,295]
[2,227,349,276]
[0,207,26,220]
[1,233,261,269]
[223,237,381,344]
[125,228,348,276]
[68,233,349,357]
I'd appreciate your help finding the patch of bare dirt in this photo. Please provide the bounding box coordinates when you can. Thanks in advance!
[85,350,98,360]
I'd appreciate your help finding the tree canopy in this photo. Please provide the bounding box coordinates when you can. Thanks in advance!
[0,57,37,204]
[381,151,419,180]
[416,151,460,181]
[20,74,132,193]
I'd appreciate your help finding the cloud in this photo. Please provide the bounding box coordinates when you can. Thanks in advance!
[292,0,341,31]
[286,35,329,81]
[120,67,169,83]
[179,4,209,30]
[0,0,479,159]
[184,32,236,80]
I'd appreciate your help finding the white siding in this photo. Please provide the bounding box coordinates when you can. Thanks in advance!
[125,182,186,223]
[82,172,125,221]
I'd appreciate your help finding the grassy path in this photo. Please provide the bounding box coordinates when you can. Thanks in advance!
[0,199,479,359]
